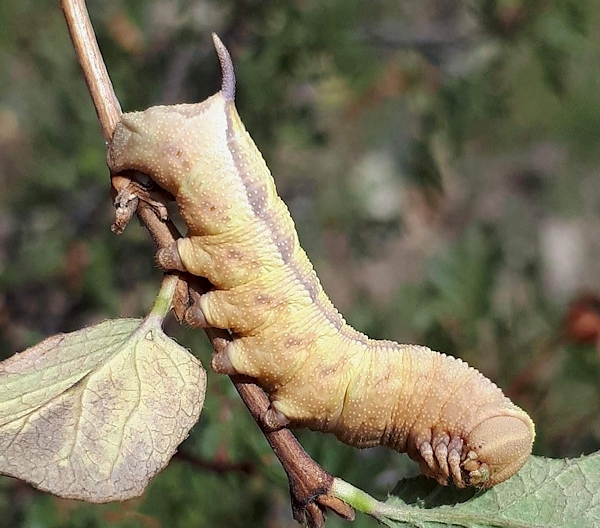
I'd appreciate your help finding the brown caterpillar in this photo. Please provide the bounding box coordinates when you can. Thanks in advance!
[107,34,535,488]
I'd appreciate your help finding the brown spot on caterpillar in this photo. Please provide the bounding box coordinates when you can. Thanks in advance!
[106,36,535,489]
[255,292,275,305]
[163,144,188,168]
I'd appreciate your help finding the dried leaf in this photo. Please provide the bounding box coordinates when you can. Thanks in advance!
[0,318,206,502]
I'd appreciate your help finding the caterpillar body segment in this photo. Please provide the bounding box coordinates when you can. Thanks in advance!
[107,34,535,488]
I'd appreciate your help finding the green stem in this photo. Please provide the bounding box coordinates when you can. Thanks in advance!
[146,274,179,324]
[331,478,384,519]
[332,478,457,525]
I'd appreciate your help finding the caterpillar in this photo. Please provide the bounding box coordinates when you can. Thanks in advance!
[107,34,535,488]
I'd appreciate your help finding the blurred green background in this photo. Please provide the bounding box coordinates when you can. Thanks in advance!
[1,0,600,526]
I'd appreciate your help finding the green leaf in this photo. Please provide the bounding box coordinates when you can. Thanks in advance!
[0,318,206,502]
[379,452,600,527]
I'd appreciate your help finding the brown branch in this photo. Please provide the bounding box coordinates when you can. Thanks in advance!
[62,0,121,142]
[60,1,353,525]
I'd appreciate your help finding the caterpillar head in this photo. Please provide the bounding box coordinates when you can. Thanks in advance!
[463,412,535,488]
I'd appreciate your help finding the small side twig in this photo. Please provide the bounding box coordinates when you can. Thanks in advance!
[60,0,353,525]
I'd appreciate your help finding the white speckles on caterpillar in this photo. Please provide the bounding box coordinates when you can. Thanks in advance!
[107,33,535,488]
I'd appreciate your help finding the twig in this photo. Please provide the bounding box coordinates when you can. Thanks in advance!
[60,0,353,525]
[62,0,120,142]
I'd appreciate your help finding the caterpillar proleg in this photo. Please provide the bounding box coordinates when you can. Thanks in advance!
[107,34,535,488]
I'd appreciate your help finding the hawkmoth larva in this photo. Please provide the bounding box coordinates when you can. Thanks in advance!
[107,34,535,488]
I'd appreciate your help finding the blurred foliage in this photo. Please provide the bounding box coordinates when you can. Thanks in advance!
[1,0,600,526]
